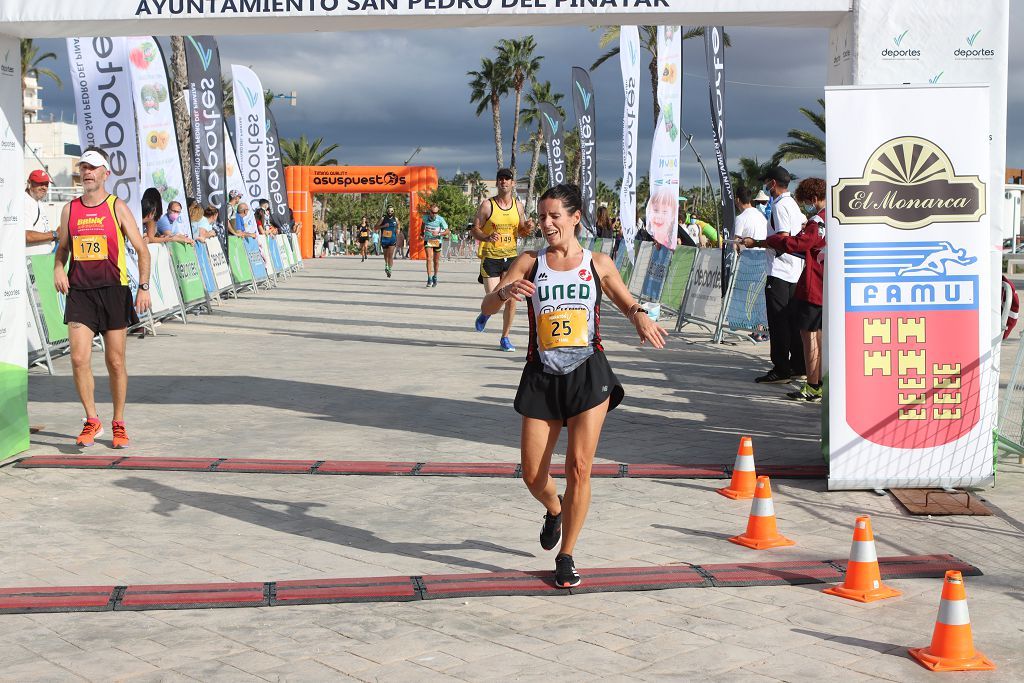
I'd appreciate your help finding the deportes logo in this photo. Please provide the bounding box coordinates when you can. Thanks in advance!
[954,30,994,59]
[881,29,921,59]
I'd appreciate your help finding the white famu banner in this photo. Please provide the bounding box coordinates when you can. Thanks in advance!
[126,36,187,222]
[66,37,142,291]
[619,25,640,254]
[645,26,681,251]
[0,35,28,458]
[826,85,993,490]
[680,247,722,324]
[231,64,268,208]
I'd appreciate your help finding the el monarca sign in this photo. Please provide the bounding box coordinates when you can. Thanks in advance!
[832,136,986,230]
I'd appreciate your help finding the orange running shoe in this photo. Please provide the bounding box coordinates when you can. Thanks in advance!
[76,418,103,447]
[111,420,130,449]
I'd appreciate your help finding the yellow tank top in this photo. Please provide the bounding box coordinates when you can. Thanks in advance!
[479,197,520,259]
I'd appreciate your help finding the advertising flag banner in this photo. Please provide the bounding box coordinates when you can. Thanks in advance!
[127,37,187,225]
[231,64,268,208]
[184,36,228,222]
[646,26,682,251]
[826,85,992,490]
[265,107,292,233]
[570,67,597,236]
[0,34,27,458]
[704,26,735,294]
[619,26,641,255]
[66,37,142,291]
[538,102,565,189]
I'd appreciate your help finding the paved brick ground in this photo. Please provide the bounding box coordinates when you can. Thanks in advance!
[5,255,1022,681]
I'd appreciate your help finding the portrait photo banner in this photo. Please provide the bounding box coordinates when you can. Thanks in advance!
[646,26,682,251]
[825,84,993,490]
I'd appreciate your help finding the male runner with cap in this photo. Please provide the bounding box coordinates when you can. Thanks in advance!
[54,147,151,448]
[472,168,534,352]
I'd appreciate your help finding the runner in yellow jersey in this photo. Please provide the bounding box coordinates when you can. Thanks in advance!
[471,168,534,352]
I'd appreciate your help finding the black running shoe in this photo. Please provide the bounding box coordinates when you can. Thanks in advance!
[755,370,792,384]
[539,495,563,551]
[554,553,581,588]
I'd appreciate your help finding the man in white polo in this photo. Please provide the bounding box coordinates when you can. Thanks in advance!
[24,169,57,256]
[756,166,805,384]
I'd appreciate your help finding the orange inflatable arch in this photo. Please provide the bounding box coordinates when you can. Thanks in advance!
[285,165,439,260]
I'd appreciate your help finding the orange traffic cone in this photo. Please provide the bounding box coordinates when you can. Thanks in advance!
[718,436,756,499]
[823,515,901,602]
[908,570,995,671]
[728,476,795,549]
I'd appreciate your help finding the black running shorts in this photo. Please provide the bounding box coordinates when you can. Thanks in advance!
[479,256,514,283]
[514,351,625,423]
[795,299,822,332]
[64,285,140,334]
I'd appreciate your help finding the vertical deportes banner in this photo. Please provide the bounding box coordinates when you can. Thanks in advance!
[704,26,735,296]
[0,34,28,458]
[538,102,565,189]
[126,37,187,224]
[826,85,992,490]
[570,67,596,236]
[265,107,292,232]
[619,26,641,255]
[646,26,682,251]
[67,37,141,291]
[231,64,268,208]
[185,36,227,222]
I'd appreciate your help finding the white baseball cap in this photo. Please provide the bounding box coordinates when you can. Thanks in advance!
[79,150,108,169]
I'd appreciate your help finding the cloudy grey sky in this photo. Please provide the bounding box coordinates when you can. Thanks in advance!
[32,8,1024,189]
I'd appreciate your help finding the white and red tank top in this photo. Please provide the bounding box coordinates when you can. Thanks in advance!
[527,248,603,374]
[67,194,129,289]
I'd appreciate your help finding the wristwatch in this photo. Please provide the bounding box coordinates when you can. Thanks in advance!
[139,283,150,291]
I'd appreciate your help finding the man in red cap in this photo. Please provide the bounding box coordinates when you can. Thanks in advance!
[24,169,57,256]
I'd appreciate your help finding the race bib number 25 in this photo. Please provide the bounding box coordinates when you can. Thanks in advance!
[538,309,588,350]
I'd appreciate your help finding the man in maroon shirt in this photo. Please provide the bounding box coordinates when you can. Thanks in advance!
[744,177,826,401]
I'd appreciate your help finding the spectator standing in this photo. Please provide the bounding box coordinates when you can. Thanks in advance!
[733,186,768,250]
[753,189,771,219]
[189,202,218,242]
[757,178,827,401]
[149,200,193,245]
[24,169,57,256]
[755,166,805,384]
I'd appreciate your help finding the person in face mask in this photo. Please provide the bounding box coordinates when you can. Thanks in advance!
[744,177,826,401]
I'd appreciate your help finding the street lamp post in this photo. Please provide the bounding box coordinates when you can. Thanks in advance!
[274,90,298,106]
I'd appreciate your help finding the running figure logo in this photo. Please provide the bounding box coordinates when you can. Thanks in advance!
[896,241,977,277]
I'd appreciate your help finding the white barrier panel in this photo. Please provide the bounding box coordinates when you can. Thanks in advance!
[147,243,182,319]
[826,85,993,490]
[277,234,294,268]
[256,235,275,277]
[628,241,654,295]
[206,238,233,292]
[290,234,303,263]
[680,248,723,324]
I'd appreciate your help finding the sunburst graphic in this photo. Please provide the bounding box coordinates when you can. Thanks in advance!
[864,137,953,186]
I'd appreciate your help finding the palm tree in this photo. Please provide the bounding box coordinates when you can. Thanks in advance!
[170,37,193,197]
[20,39,62,137]
[280,135,339,166]
[729,157,774,195]
[518,80,564,214]
[772,98,826,165]
[591,26,727,125]
[467,57,511,172]
[496,37,542,180]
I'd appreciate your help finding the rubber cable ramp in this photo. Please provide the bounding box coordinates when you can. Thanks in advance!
[0,554,978,615]
[14,456,828,479]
